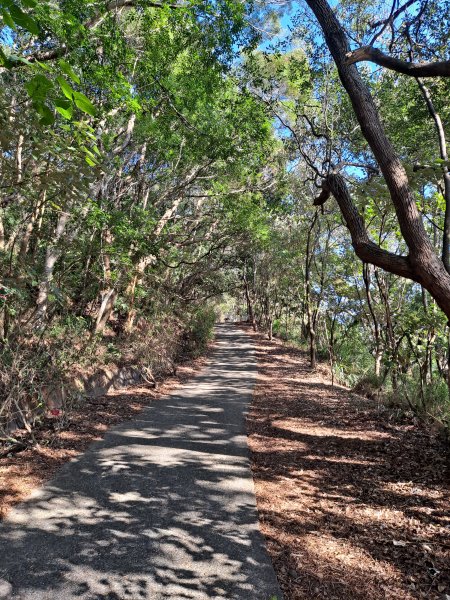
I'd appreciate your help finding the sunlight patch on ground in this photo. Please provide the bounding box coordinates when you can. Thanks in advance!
[272,418,392,441]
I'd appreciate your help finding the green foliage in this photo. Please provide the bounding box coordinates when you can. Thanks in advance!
[353,373,384,399]
[385,376,450,426]
[1,0,450,440]
[333,333,376,388]
[184,307,217,358]
[1,0,39,36]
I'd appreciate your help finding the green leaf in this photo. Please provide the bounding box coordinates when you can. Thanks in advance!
[9,3,39,35]
[0,47,12,68]
[8,53,33,66]
[21,0,37,7]
[84,130,97,140]
[59,59,81,84]
[2,9,16,29]
[81,145,97,162]
[56,76,75,101]
[36,104,55,126]
[36,60,52,72]
[73,91,96,116]
[84,155,97,166]
[55,97,73,120]
[25,74,53,102]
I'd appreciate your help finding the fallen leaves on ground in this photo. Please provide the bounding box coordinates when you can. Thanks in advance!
[247,329,450,600]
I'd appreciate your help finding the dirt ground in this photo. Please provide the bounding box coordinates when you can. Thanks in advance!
[1,328,449,600]
[0,351,211,519]
[247,329,450,600]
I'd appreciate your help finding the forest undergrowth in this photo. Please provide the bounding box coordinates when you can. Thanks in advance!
[0,307,216,441]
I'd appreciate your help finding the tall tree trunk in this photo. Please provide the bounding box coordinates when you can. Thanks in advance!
[18,190,47,262]
[375,271,398,390]
[94,228,115,335]
[304,212,318,367]
[309,324,316,369]
[447,332,450,393]
[123,255,155,332]
[35,211,70,323]
[415,78,450,273]
[363,263,382,376]
[243,267,257,331]
[94,288,117,335]
[268,317,273,340]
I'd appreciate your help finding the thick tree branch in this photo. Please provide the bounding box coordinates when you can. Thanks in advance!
[25,47,67,63]
[305,0,450,319]
[346,46,450,77]
[314,174,417,281]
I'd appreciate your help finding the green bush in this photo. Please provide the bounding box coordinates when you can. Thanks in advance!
[388,375,450,420]
[333,332,375,387]
[353,372,384,399]
[183,306,216,357]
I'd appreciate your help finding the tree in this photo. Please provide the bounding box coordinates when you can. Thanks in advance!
[303,0,450,318]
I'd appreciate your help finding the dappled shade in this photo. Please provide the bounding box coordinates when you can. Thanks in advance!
[0,326,281,600]
[248,331,449,600]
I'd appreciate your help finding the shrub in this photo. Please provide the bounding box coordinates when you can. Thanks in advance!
[0,336,74,439]
[353,372,384,399]
[124,316,183,383]
[387,376,450,420]
[183,306,216,358]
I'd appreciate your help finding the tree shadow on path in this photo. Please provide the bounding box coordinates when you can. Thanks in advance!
[0,325,282,600]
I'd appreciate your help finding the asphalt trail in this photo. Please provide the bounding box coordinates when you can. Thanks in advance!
[0,325,282,600]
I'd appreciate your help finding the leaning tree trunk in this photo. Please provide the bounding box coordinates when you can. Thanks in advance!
[123,255,155,332]
[94,228,116,335]
[94,289,117,335]
[306,0,450,319]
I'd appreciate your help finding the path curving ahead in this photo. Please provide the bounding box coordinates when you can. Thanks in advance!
[0,325,282,600]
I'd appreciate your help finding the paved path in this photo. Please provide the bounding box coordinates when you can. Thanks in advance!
[0,325,282,600]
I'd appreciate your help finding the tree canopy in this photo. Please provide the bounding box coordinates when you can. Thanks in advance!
[1,0,450,433]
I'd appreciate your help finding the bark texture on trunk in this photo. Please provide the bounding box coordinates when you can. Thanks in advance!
[94,228,115,335]
[35,211,70,323]
[362,263,382,376]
